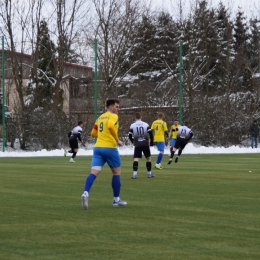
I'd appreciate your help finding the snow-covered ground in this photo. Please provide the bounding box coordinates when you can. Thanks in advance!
[0,143,259,157]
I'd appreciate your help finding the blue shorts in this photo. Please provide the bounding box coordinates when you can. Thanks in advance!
[92,148,121,168]
[171,138,177,146]
[155,142,165,152]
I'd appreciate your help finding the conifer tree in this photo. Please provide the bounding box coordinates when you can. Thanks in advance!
[232,8,250,92]
[26,20,56,109]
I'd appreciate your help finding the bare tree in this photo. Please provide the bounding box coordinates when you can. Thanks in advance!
[44,0,91,110]
[87,0,148,100]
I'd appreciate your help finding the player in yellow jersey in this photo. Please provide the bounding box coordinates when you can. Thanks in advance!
[81,99,127,209]
[151,112,168,169]
[168,119,181,157]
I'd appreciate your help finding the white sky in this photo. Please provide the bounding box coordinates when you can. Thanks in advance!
[151,0,260,18]
[1,143,260,157]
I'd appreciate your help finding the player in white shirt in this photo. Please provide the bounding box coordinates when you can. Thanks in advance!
[65,121,84,163]
[128,112,155,178]
[168,121,193,164]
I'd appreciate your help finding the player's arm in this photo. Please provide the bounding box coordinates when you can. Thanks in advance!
[128,129,134,144]
[107,115,120,143]
[148,129,154,146]
[77,130,82,142]
[187,131,194,142]
[91,124,98,138]
[163,122,169,138]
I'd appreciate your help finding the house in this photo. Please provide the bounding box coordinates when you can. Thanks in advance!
[0,49,93,117]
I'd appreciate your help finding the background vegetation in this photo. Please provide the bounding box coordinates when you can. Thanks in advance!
[0,0,260,149]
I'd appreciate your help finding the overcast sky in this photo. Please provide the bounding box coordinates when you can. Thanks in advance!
[151,0,260,18]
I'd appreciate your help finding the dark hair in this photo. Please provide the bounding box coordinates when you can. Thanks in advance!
[135,112,141,119]
[78,121,83,125]
[183,121,189,126]
[254,120,257,123]
[106,99,119,108]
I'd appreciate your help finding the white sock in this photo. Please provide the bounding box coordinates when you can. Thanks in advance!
[133,171,137,176]
[114,197,119,202]
[83,191,89,197]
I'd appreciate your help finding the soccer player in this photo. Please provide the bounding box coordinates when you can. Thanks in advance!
[168,121,193,164]
[151,112,168,169]
[65,121,84,163]
[128,112,155,179]
[168,119,180,157]
[81,99,127,209]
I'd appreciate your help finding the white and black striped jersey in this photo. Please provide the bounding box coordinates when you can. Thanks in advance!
[69,126,83,141]
[177,125,193,140]
[129,120,152,147]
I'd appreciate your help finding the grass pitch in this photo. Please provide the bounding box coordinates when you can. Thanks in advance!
[0,153,260,260]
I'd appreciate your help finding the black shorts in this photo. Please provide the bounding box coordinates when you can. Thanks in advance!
[134,146,151,158]
[69,138,78,149]
[174,138,187,150]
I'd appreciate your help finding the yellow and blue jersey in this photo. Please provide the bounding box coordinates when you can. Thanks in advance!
[91,111,119,148]
[170,124,181,139]
[151,119,168,142]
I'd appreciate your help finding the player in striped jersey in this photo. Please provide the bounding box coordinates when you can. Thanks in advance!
[151,112,168,169]
[168,121,193,164]
[128,112,155,179]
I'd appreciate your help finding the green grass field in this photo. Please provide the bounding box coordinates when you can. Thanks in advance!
[0,154,260,260]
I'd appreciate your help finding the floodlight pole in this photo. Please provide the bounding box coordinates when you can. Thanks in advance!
[1,36,5,152]
[179,40,183,125]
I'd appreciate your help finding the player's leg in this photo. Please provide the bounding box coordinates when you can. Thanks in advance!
[143,146,154,177]
[81,148,104,209]
[132,147,141,179]
[106,148,127,206]
[169,138,176,156]
[132,159,139,179]
[168,145,178,164]
[175,140,186,163]
[155,142,164,169]
[68,139,78,162]
[71,147,78,162]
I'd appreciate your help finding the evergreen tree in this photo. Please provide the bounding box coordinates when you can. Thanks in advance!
[128,14,157,75]
[213,3,234,97]
[232,8,250,92]
[248,18,260,69]
[26,20,56,109]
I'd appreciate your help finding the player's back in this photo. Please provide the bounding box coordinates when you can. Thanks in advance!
[151,119,167,142]
[95,111,119,148]
[70,126,82,139]
[178,125,192,139]
[130,120,150,146]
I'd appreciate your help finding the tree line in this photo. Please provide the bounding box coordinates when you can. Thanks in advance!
[0,0,260,150]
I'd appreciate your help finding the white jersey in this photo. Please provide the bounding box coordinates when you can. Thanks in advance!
[69,126,83,140]
[129,120,152,147]
[177,125,193,140]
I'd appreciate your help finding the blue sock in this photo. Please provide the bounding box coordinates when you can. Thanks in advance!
[111,175,121,197]
[84,173,96,192]
[170,147,173,153]
[156,153,163,164]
